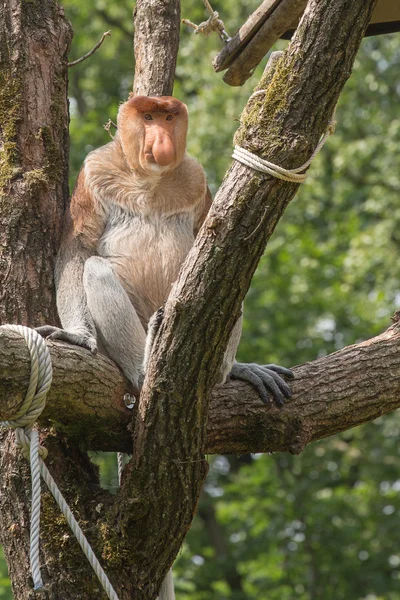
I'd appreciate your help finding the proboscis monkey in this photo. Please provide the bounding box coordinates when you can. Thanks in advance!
[37,95,293,598]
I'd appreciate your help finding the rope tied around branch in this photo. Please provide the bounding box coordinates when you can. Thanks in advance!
[0,325,120,600]
[233,99,337,183]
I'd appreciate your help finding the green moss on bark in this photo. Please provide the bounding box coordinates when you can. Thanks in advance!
[234,53,301,157]
[0,69,23,194]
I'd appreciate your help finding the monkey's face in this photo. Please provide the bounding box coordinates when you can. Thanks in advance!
[118,96,188,175]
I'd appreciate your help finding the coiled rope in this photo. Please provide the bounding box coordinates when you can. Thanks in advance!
[233,107,336,183]
[0,325,120,600]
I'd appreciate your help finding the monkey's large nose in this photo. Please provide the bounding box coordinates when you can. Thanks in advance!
[151,132,176,167]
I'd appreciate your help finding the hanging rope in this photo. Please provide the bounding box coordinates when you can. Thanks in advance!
[233,108,337,183]
[0,325,120,600]
[117,452,124,486]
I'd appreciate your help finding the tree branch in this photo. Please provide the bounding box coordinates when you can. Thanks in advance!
[213,0,308,86]
[2,318,399,456]
[133,0,181,96]
[117,0,379,595]
[68,31,112,67]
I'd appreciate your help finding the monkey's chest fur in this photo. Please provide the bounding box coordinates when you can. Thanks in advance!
[97,205,194,327]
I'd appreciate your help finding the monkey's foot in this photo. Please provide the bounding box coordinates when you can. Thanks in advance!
[36,326,98,355]
[229,363,294,407]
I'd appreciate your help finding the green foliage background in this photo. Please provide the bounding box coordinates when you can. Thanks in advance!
[1,1,400,598]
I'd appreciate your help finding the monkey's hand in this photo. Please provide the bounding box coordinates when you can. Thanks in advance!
[36,326,98,355]
[229,363,294,408]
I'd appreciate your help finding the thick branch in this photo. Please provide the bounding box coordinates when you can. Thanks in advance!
[3,318,399,456]
[133,0,181,96]
[119,0,379,596]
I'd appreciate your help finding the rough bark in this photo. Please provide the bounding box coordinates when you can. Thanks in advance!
[133,0,181,96]
[2,318,400,455]
[0,1,71,326]
[0,3,119,599]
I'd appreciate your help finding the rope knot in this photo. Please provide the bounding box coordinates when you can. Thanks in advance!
[233,110,337,183]
[14,428,48,460]
[182,0,230,42]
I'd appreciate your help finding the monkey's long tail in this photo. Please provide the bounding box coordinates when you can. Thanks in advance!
[158,569,175,600]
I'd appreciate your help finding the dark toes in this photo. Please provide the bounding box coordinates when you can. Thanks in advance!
[230,362,293,407]
[263,364,295,379]
[236,368,272,405]
[47,330,97,354]
[252,366,291,399]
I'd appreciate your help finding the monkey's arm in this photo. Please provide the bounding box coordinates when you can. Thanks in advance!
[37,168,105,353]
[44,234,98,352]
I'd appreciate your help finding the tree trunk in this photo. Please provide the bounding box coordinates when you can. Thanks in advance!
[0,1,71,326]
[0,0,380,598]
[0,3,117,599]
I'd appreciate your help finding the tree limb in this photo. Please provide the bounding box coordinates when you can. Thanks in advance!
[2,318,399,456]
[117,0,379,596]
[68,31,112,67]
[214,0,308,86]
[133,0,181,96]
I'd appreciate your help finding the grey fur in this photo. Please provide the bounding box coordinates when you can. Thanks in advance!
[83,256,146,390]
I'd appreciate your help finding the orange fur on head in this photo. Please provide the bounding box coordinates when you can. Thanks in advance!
[117,96,188,174]
[125,96,185,115]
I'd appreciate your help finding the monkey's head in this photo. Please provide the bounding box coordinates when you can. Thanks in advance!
[117,96,188,174]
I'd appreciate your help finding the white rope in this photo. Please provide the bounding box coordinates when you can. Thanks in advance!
[117,452,124,486]
[29,429,43,590]
[0,325,120,600]
[1,325,52,591]
[38,460,119,599]
[233,113,336,183]
[182,0,230,41]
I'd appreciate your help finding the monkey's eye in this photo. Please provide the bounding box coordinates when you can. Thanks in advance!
[166,115,173,121]
[144,114,153,121]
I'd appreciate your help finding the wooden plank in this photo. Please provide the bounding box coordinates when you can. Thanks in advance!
[222,0,308,86]
[213,0,400,85]
[213,0,283,73]
[282,0,400,35]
